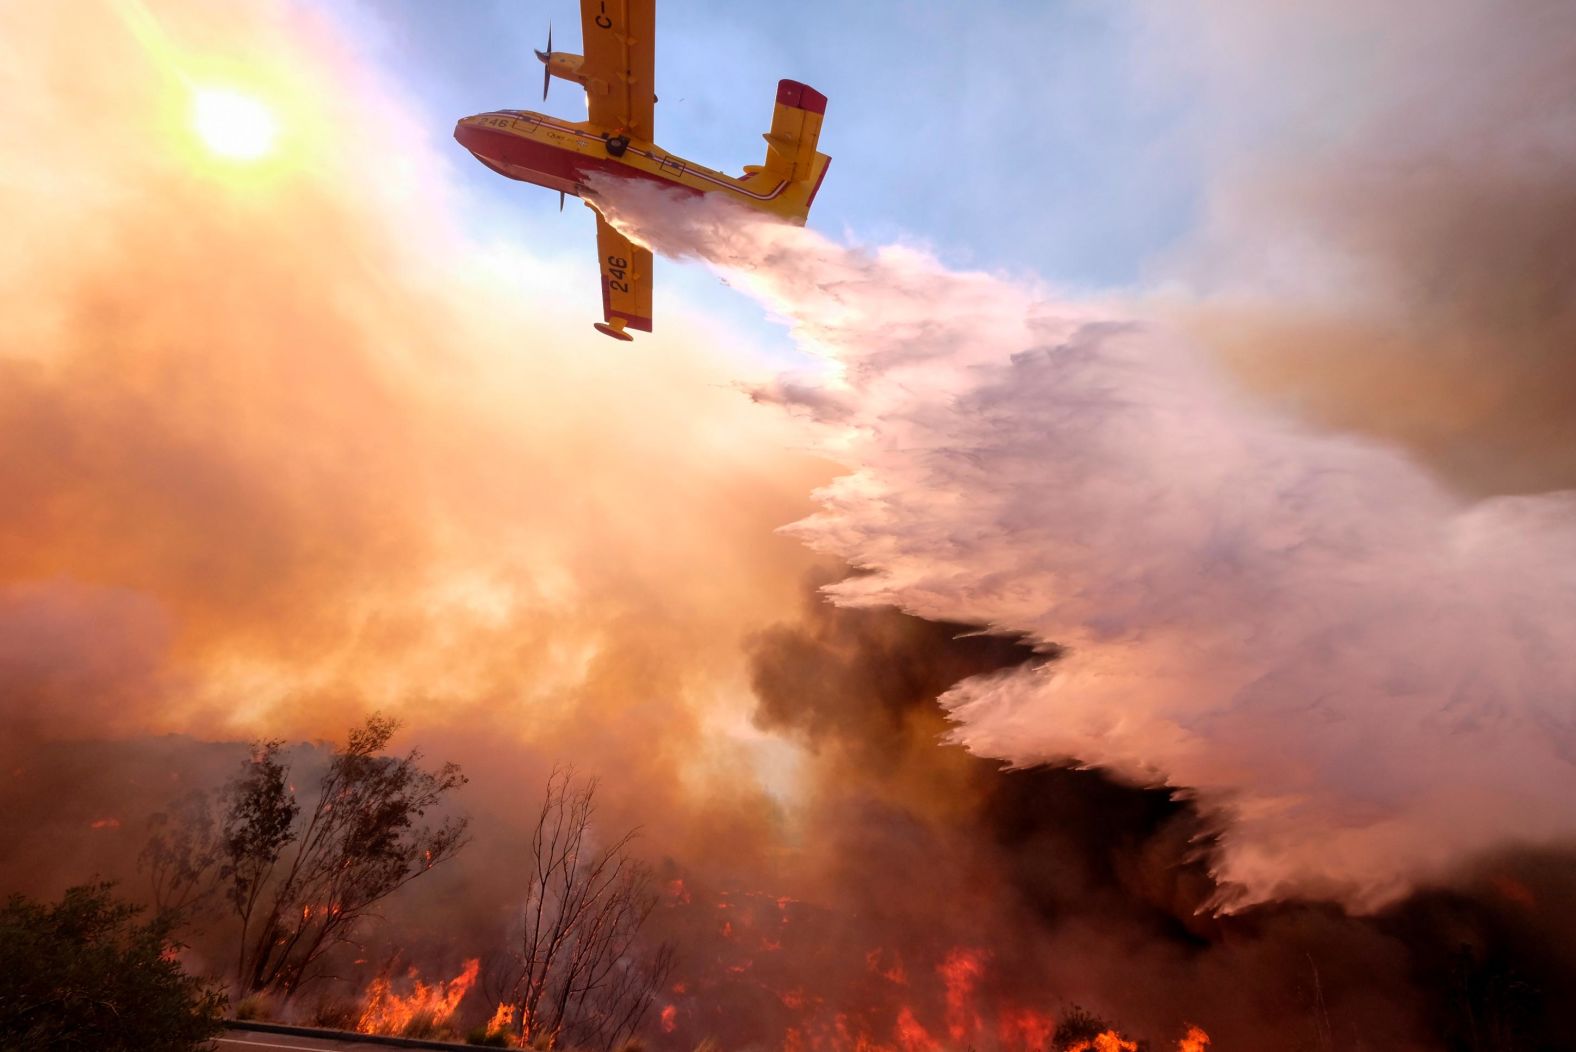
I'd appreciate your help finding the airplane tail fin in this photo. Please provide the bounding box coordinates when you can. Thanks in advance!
[742,79,831,224]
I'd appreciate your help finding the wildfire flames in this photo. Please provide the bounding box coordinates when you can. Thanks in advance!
[356,958,479,1037]
[340,917,1208,1052]
[487,1001,515,1036]
[654,886,1207,1052]
[1065,1035,1137,1052]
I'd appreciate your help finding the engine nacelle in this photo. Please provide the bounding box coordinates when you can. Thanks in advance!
[536,50,590,89]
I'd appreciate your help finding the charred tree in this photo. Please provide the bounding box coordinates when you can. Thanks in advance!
[141,787,223,922]
[220,739,300,985]
[496,767,673,1052]
[237,715,469,999]
[141,740,299,933]
[142,716,469,1001]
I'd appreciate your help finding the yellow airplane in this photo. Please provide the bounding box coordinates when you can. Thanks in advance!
[454,0,830,341]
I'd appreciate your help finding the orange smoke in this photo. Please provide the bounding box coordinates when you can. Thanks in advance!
[996,1008,1054,1052]
[0,0,833,883]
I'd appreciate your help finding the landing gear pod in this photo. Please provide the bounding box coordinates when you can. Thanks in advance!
[594,319,635,342]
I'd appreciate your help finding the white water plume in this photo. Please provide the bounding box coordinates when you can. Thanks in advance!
[594,179,1576,909]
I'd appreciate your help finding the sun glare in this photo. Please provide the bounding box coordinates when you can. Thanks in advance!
[192,87,278,161]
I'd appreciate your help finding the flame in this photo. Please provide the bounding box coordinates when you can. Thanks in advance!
[938,947,986,1042]
[356,958,479,1037]
[1067,1032,1139,1052]
[486,1002,513,1036]
[894,1005,939,1052]
[657,896,1190,1052]
[865,948,908,986]
[88,817,121,829]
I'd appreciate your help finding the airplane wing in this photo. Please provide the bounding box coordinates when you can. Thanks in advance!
[579,0,656,143]
[595,213,653,334]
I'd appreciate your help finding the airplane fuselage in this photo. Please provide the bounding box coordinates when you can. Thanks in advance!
[454,110,821,222]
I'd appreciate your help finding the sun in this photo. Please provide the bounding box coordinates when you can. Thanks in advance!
[191,87,278,161]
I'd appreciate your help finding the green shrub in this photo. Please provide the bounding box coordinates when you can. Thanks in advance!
[0,883,226,1052]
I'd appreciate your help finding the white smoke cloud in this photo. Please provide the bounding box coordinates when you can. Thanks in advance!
[1146,0,1576,496]
[595,180,1576,909]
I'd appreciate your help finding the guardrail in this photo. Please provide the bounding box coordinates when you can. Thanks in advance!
[221,1018,494,1051]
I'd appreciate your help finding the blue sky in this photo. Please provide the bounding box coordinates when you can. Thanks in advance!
[324,0,1203,355]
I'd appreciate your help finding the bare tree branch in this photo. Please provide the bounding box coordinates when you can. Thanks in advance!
[494,767,673,1051]
[143,716,470,1002]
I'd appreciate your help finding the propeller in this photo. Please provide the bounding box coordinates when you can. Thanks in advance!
[537,24,566,216]
[534,23,553,101]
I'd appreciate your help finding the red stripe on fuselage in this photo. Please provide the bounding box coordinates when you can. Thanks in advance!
[454,121,703,199]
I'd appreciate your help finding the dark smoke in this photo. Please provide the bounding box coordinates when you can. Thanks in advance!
[6,574,1576,1050]
[749,567,1044,767]
[730,573,1576,1051]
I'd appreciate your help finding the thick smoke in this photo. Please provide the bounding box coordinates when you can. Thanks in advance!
[0,0,830,808]
[0,0,850,1032]
[594,177,1576,910]
[732,576,1576,1050]
[0,0,837,996]
[18,583,1576,1049]
[9,0,1576,1048]
[1147,0,1576,496]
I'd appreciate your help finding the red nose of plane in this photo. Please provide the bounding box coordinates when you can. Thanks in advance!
[453,117,515,180]
[453,117,488,154]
